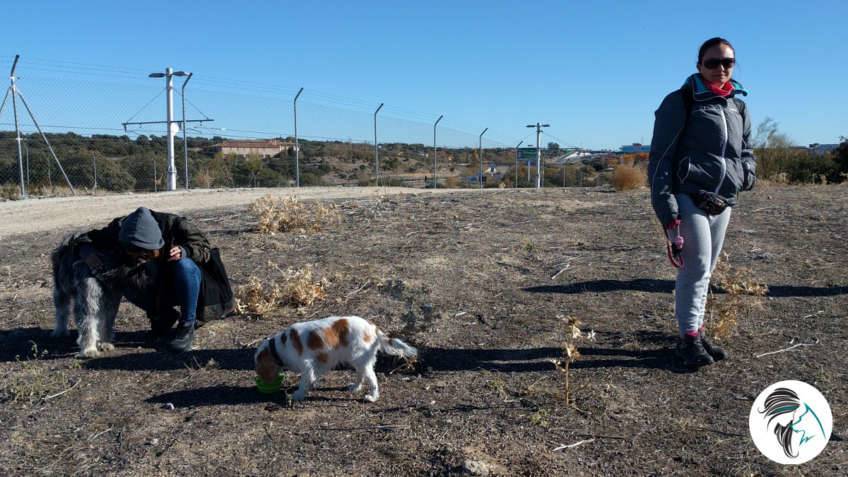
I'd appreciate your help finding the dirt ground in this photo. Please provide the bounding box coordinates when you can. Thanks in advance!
[0,185,845,476]
[0,186,467,239]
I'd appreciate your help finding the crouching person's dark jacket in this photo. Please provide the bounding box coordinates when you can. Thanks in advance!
[72,209,234,322]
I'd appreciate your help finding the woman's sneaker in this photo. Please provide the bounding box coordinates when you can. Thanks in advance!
[699,331,728,361]
[676,335,714,369]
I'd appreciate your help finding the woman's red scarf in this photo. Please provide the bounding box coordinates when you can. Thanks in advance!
[706,80,734,97]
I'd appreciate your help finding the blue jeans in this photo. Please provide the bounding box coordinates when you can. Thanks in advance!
[170,257,202,327]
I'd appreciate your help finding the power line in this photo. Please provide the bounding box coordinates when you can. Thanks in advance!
[123,87,166,124]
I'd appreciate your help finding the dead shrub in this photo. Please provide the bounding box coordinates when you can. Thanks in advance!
[706,254,768,340]
[279,267,328,307]
[712,254,768,296]
[553,315,595,407]
[235,276,282,315]
[709,295,742,341]
[611,164,646,191]
[248,195,340,234]
[236,265,328,316]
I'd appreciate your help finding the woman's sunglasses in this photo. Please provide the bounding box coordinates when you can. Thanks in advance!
[702,58,735,69]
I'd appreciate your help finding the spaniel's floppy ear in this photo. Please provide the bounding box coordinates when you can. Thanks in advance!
[255,346,279,383]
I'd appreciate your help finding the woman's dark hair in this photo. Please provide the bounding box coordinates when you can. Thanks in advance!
[698,37,735,64]
[758,387,801,458]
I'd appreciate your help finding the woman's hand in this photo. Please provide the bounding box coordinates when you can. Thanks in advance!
[168,246,183,262]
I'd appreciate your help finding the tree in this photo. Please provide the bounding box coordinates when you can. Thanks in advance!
[547,142,560,154]
[754,117,793,148]
[834,136,848,176]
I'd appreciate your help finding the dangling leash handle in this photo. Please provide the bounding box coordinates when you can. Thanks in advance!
[665,219,684,269]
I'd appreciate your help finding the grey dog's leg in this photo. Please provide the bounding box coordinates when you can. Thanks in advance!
[73,262,103,358]
[52,283,72,338]
[51,249,74,338]
[97,288,122,352]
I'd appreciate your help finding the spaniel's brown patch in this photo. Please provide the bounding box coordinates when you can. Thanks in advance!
[307,330,324,350]
[363,333,373,344]
[290,328,303,355]
[322,318,350,349]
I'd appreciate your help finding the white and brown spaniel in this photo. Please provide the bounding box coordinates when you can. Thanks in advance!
[254,316,417,402]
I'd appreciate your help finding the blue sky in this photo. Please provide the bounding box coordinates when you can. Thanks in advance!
[0,0,845,149]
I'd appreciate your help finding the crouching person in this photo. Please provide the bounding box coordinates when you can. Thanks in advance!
[52,206,234,356]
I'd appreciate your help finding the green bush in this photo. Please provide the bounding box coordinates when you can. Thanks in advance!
[756,147,840,184]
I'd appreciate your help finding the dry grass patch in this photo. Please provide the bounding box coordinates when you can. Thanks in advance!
[236,265,329,316]
[712,254,768,296]
[249,195,340,234]
[611,164,646,191]
[0,343,80,406]
[707,254,768,340]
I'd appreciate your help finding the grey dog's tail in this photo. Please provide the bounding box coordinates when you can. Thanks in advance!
[51,234,82,293]
[52,233,82,265]
[377,330,418,359]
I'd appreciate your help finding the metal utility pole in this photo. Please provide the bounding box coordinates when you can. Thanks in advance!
[2,55,75,197]
[181,72,193,190]
[147,67,188,191]
[432,114,443,188]
[478,128,488,190]
[373,103,383,186]
[514,140,523,188]
[526,122,549,189]
[9,55,26,198]
[293,87,303,187]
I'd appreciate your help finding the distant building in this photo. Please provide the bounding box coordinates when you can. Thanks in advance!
[552,150,596,165]
[808,143,840,155]
[212,140,296,158]
[620,143,651,154]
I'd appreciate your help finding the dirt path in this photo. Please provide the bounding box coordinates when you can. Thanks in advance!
[0,187,474,238]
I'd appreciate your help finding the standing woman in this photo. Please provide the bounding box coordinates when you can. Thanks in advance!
[648,37,756,369]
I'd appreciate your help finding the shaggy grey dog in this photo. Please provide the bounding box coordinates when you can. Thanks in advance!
[51,235,155,358]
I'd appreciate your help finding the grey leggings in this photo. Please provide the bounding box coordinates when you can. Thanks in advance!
[674,193,732,335]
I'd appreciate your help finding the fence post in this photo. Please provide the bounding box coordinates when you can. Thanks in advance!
[92,153,97,194]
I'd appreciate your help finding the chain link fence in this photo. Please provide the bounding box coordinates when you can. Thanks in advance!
[1,55,599,199]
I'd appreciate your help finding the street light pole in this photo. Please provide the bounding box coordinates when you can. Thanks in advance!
[433,114,443,188]
[478,128,488,190]
[374,103,383,186]
[165,67,176,191]
[293,87,303,187]
[149,67,188,192]
[181,72,193,190]
[526,122,550,189]
[515,140,523,188]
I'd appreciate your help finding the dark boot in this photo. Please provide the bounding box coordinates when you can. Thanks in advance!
[699,330,728,361]
[167,323,195,353]
[676,334,714,369]
[149,308,180,339]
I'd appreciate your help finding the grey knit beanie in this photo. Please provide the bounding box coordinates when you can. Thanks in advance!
[118,207,164,250]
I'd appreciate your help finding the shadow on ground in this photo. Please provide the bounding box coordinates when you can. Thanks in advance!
[524,279,848,297]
